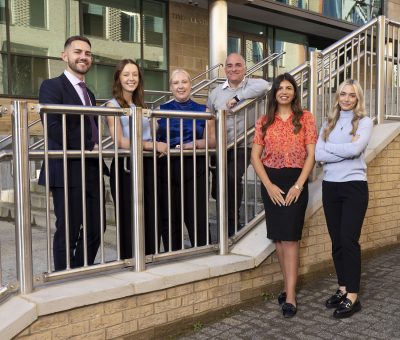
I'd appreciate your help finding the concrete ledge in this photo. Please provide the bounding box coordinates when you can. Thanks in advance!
[1,122,399,340]
[0,297,36,340]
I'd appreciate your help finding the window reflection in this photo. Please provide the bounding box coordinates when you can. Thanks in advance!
[275,29,307,75]
[0,0,6,24]
[1,0,168,97]
[273,0,381,25]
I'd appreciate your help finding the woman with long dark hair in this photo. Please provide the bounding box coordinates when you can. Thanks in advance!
[316,79,373,318]
[251,73,317,317]
[106,59,167,258]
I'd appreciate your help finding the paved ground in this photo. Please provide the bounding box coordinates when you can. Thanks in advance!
[179,245,400,340]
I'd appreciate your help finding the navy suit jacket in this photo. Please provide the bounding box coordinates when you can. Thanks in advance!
[38,73,101,187]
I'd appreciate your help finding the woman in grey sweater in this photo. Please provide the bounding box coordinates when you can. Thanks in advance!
[315,79,373,319]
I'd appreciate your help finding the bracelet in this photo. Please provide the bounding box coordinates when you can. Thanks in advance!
[293,184,303,192]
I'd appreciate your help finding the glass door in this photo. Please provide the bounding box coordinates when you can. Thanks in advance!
[228,32,268,78]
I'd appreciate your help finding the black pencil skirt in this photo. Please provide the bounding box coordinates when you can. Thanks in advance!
[260,167,308,241]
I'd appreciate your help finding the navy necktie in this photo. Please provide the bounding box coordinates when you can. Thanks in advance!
[78,81,99,144]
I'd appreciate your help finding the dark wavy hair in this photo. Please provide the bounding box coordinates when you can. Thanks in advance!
[112,59,145,108]
[261,73,303,137]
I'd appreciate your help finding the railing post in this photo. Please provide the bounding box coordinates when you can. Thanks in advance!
[309,50,319,117]
[216,109,228,255]
[130,106,145,271]
[308,51,320,181]
[376,15,386,124]
[12,101,33,294]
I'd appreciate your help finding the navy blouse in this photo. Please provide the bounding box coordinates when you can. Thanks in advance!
[158,99,206,147]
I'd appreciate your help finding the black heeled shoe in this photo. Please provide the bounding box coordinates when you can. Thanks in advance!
[282,301,297,318]
[278,292,287,305]
[333,298,361,319]
[326,289,347,309]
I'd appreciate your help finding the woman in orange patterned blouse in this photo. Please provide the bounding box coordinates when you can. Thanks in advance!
[251,73,317,318]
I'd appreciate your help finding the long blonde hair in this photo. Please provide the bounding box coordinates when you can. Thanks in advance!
[322,79,367,141]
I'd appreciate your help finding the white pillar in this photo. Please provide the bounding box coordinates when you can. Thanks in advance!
[209,0,227,78]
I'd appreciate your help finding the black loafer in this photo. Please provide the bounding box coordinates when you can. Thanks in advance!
[326,289,347,309]
[278,292,287,305]
[282,302,297,318]
[333,298,361,319]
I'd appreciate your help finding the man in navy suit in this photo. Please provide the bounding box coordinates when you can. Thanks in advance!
[38,35,106,270]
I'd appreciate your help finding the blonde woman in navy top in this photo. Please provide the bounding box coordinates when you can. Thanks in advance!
[157,69,208,251]
[315,79,373,318]
[106,59,167,258]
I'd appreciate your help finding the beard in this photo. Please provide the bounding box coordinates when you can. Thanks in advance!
[68,59,91,75]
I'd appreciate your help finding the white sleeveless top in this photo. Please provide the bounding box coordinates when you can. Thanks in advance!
[107,98,152,142]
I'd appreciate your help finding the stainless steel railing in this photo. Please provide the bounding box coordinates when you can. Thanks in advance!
[291,15,400,127]
[1,101,254,295]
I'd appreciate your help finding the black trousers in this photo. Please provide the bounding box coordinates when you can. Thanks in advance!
[51,162,105,271]
[158,156,208,251]
[110,157,157,258]
[211,147,251,236]
[322,180,369,293]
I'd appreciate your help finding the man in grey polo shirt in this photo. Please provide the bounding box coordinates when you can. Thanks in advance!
[207,53,270,236]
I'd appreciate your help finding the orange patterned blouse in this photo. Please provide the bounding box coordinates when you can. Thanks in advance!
[253,110,317,169]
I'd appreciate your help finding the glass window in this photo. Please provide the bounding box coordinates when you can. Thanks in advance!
[275,29,307,75]
[0,0,6,24]
[0,53,8,94]
[82,3,105,38]
[228,36,241,55]
[143,0,167,71]
[29,0,46,28]
[86,63,115,99]
[272,0,381,25]
[121,10,141,43]
[10,54,47,96]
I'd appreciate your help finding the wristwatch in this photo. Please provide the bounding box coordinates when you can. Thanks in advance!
[233,95,240,103]
[294,184,303,191]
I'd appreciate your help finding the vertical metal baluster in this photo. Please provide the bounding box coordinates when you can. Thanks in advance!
[243,107,248,225]
[167,118,172,252]
[193,119,198,247]
[114,116,120,260]
[253,101,258,217]
[351,38,354,79]
[62,113,71,269]
[357,35,361,81]
[12,101,33,293]
[98,116,105,263]
[234,114,237,235]
[363,31,367,102]
[370,26,374,117]
[80,114,88,267]
[391,24,396,117]
[376,16,386,124]
[397,26,400,116]
[152,118,159,255]
[204,119,209,245]
[180,118,184,249]
[43,112,52,273]
[216,109,228,255]
[131,106,144,271]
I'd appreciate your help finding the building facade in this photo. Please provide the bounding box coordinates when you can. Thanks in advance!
[0,0,387,101]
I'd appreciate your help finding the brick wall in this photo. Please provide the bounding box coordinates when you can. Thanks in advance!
[15,135,400,339]
[169,2,209,79]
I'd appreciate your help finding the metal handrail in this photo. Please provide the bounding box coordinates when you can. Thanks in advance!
[246,52,285,76]
[192,63,223,82]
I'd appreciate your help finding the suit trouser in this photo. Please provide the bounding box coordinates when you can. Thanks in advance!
[51,165,105,271]
[322,180,368,293]
[110,157,157,258]
[159,156,207,251]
